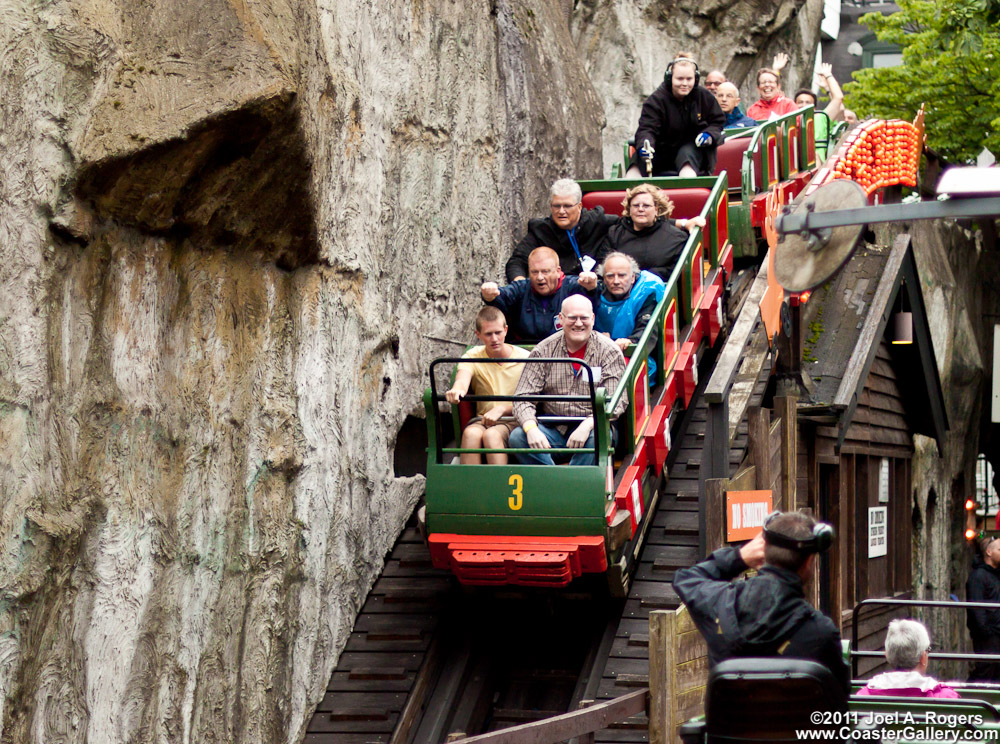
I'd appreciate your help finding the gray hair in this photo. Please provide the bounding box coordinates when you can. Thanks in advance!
[550,178,582,205]
[885,619,931,670]
[599,252,640,279]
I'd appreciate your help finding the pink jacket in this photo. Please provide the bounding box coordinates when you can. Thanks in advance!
[746,95,798,121]
[857,671,960,699]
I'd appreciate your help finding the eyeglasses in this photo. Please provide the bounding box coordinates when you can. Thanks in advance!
[631,202,655,210]
[562,315,592,324]
[550,202,580,213]
[705,82,722,89]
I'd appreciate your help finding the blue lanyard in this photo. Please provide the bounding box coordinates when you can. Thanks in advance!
[567,227,581,262]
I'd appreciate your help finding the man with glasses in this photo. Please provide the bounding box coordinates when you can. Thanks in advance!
[508,295,627,466]
[505,178,618,283]
[704,70,726,93]
[482,247,598,343]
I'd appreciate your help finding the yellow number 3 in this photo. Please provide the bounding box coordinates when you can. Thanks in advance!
[508,474,523,511]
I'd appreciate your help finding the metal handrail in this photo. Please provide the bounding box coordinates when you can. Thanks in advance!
[428,357,601,463]
[850,597,1000,678]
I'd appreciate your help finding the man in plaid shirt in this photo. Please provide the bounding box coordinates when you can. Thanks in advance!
[509,295,628,465]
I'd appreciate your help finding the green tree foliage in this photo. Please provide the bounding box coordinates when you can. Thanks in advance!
[844,0,1000,163]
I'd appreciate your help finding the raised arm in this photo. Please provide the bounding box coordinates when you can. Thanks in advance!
[817,63,844,121]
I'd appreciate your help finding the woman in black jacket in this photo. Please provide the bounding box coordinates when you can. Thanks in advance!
[596,184,706,282]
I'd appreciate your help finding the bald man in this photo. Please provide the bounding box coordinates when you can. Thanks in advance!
[509,295,628,465]
[482,246,598,343]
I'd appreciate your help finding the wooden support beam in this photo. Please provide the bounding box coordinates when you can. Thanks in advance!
[705,478,727,554]
[747,407,772,492]
[649,610,671,744]
[442,689,649,744]
[775,395,797,512]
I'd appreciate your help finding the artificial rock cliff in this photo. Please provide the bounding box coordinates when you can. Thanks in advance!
[0,1,605,742]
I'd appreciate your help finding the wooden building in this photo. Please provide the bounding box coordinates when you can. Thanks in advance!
[794,234,947,673]
[704,233,947,677]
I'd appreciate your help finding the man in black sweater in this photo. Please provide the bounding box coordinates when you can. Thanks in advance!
[505,178,618,283]
[673,510,849,693]
[633,55,725,178]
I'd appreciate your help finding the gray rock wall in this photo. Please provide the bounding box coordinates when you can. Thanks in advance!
[0,1,602,742]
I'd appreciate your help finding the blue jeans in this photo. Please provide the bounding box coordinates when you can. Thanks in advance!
[509,422,599,466]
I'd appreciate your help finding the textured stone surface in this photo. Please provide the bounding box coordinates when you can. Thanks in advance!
[0,1,602,742]
[571,0,827,175]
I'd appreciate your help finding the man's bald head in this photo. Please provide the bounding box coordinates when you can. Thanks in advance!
[559,294,595,351]
[527,247,561,296]
[529,246,559,266]
[561,294,593,317]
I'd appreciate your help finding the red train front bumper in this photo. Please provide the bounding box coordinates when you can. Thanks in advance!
[427,534,607,587]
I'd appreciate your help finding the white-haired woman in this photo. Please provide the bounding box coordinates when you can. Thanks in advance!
[857,619,959,698]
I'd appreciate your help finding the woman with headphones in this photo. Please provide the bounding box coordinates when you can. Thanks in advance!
[632,53,726,178]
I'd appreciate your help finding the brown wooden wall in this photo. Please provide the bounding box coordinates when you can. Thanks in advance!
[797,338,915,673]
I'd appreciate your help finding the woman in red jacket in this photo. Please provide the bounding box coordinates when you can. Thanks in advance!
[746,55,798,121]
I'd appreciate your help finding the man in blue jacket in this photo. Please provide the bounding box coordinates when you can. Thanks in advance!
[716,82,757,129]
[482,247,598,343]
[594,253,664,380]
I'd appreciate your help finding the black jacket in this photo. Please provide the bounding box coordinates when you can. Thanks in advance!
[595,217,688,282]
[673,547,849,693]
[634,84,725,176]
[505,207,619,282]
[967,559,1000,642]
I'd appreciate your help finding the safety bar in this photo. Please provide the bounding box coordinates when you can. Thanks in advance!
[850,597,1000,678]
[428,356,603,463]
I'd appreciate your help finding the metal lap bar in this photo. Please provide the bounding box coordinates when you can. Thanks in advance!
[429,356,601,463]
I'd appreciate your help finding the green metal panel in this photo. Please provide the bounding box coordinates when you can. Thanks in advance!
[429,513,608,537]
[425,463,607,536]
[728,201,757,258]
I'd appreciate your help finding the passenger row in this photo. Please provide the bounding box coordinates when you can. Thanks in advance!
[631,50,849,180]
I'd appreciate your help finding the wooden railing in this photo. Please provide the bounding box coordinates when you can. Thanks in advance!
[442,689,648,744]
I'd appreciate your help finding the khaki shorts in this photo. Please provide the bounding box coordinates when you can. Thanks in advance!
[465,417,516,439]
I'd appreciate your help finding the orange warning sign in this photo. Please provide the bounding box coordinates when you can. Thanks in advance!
[726,490,773,542]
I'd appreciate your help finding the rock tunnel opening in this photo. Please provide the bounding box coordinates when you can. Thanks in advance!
[72,92,320,270]
[393,415,429,478]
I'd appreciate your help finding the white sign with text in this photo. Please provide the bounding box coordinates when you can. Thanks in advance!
[868,506,888,558]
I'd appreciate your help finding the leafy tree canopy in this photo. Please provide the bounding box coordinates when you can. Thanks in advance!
[844,0,1000,163]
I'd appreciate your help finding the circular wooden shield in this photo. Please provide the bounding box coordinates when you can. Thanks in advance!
[774,179,868,292]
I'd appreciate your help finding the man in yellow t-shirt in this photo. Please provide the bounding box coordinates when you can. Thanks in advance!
[446,307,529,464]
